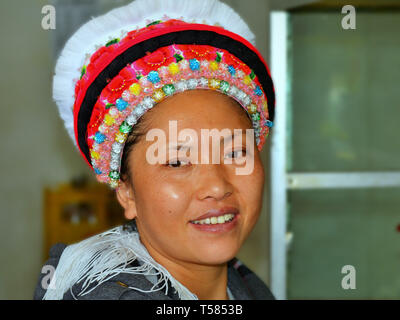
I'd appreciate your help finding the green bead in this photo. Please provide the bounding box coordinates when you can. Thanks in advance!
[174,54,183,62]
[252,112,260,121]
[109,171,120,180]
[105,38,119,47]
[80,65,86,79]
[215,52,222,63]
[146,20,162,27]
[219,81,230,93]
[162,84,175,96]
[119,121,132,134]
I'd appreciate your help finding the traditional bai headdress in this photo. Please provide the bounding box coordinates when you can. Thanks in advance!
[54,0,275,189]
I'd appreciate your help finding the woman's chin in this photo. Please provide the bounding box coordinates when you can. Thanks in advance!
[192,244,239,266]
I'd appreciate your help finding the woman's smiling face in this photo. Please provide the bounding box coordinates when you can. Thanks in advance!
[117,89,265,266]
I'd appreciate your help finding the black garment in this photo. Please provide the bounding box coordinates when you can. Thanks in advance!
[34,221,275,300]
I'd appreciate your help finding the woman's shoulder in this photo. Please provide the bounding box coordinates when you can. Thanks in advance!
[34,243,66,300]
[34,241,177,300]
[34,221,181,300]
[227,258,276,300]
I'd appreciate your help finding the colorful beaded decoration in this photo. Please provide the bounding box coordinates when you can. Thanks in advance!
[75,19,273,189]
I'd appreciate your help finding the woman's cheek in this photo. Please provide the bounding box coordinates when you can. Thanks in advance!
[239,161,264,231]
[150,180,191,223]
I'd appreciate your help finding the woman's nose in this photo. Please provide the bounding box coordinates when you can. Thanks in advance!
[196,164,233,201]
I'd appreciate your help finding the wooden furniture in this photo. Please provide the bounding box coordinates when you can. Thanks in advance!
[43,182,126,260]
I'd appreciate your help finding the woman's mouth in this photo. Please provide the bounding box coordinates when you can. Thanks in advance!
[191,213,235,225]
[189,207,239,233]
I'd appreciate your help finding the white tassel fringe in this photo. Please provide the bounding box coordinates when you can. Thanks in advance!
[53,0,256,146]
[43,225,197,300]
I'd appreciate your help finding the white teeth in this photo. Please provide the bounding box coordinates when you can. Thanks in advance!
[192,213,235,225]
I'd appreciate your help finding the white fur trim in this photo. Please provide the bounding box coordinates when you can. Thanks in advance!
[53,0,256,145]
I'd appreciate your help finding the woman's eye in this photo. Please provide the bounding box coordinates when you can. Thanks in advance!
[225,149,246,159]
[166,159,191,168]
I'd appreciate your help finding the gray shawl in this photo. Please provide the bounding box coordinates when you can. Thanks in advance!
[34,220,275,300]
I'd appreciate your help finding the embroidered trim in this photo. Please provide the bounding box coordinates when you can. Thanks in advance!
[86,45,272,188]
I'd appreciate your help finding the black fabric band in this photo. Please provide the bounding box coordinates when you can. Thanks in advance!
[78,29,275,165]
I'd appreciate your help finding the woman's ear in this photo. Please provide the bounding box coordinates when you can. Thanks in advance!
[116,181,137,220]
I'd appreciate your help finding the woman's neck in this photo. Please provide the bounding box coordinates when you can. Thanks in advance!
[161,258,229,300]
[140,236,229,300]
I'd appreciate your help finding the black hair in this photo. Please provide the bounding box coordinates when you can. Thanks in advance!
[119,115,149,184]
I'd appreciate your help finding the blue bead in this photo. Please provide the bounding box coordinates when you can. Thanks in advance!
[116,98,128,111]
[147,71,160,83]
[254,86,262,96]
[266,120,273,127]
[94,132,106,144]
[189,59,200,71]
[228,65,236,76]
[94,168,102,175]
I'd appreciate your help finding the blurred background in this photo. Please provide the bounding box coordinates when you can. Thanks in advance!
[0,0,399,299]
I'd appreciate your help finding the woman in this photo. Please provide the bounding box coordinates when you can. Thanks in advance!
[34,0,275,300]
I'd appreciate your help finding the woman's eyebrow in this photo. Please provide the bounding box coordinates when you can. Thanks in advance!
[167,130,247,150]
